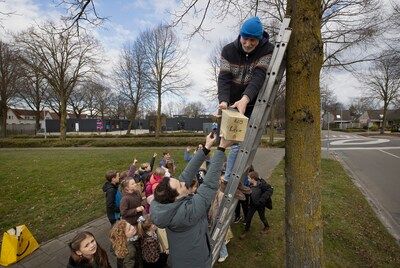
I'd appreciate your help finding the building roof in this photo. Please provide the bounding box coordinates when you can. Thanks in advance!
[330,110,352,121]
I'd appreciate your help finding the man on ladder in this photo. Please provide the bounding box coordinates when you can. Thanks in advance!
[216,16,276,263]
[213,16,291,265]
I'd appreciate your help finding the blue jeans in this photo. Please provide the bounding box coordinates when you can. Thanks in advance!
[224,144,240,182]
[219,243,228,258]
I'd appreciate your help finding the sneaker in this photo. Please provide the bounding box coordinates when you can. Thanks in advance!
[261,226,270,234]
[219,180,228,193]
[218,254,228,263]
[234,216,242,223]
[239,232,248,239]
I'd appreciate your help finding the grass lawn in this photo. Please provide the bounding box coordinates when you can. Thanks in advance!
[217,159,400,267]
[1,148,399,266]
[0,148,187,242]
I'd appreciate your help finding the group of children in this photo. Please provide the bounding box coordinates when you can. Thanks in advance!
[66,148,273,267]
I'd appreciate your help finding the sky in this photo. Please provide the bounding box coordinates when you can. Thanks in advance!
[0,0,385,113]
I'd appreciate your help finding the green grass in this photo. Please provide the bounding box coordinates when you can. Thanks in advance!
[0,148,187,242]
[216,160,400,267]
[1,149,399,266]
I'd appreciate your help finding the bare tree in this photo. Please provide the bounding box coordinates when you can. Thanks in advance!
[358,53,400,133]
[0,40,21,138]
[94,83,112,120]
[320,84,337,113]
[15,21,101,140]
[205,39,229,100]
[18,60,49,132]
[348,96,375,118]
[114,40,152,134]
[180,101,206,117]
[83,81,99,118]
[142,24,191,137]
[173,0,384,71]
[68,84,87,119]
[56,0,106,33]
[109,94,128,119]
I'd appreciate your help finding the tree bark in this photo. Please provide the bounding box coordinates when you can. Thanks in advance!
[60,98,67,141]
[285,0,324,266]
[0,102,6,138]
[381,104,388,134]
[156,90,162,138]
[35,109,41,133]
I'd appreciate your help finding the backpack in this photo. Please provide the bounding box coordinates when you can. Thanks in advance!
[265,185,274,210]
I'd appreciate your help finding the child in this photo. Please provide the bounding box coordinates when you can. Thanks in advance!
[144,167,166,197]
[120,177,146,226]
[67,231,111,268]
[241,171,273,238]
[138,153,157,184]
[109,220,143,268]
[137,215,168,268]
[102,170,120,225]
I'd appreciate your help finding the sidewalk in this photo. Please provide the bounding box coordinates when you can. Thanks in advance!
[6,148,285,268]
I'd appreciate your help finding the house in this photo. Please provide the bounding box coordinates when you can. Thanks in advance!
[358,109,400,129]
[322,110,357,129]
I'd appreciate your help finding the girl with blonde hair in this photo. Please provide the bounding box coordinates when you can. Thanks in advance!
[109,220,143,268]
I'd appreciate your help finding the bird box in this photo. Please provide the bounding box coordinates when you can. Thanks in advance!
[220,109,249,141]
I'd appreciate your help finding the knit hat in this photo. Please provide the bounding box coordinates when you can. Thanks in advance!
[240,17,263,40]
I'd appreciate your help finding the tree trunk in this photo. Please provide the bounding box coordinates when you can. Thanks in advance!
[35,109,41,133]
[269,105,276,144]
[59,98,67,141]
[126,105,138,135]
[381,104,387,134]
[285,0,324,266]
[156,91,162,138]
[126,120,133,134]
[0,102,7,138]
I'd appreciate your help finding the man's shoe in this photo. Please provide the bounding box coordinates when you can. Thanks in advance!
[238,182,251,195]
[240,232,248,239]
[261,226,270,234]
[219,180,228,193]
[234,216,242,223]
[218,254,228,263]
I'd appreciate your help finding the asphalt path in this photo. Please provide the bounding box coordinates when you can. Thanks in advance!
[322,131,400,243]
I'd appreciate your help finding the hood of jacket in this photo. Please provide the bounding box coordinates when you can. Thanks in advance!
[102,181,116,192]
[150,196,193,232]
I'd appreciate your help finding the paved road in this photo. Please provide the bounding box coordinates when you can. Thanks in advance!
[322,131,400,242]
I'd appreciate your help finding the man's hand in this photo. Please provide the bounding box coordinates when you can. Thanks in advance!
[186,146,191,152]
[218,101,228,110]
[230,95,250,114]
[153,152,157,158]
[219,135,234,149]
[133,158,138,165]
[205,132,216,150]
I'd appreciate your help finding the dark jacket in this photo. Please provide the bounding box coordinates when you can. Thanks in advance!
[150,149,225,268]
[120,191,145,225]
[102,181,119,222]
[123,239,143,268]
[250,178,273,208]
[66,256,111,268]
[218,31,274,117]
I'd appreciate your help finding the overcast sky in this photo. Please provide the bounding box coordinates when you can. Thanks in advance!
[0,0,387,112]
